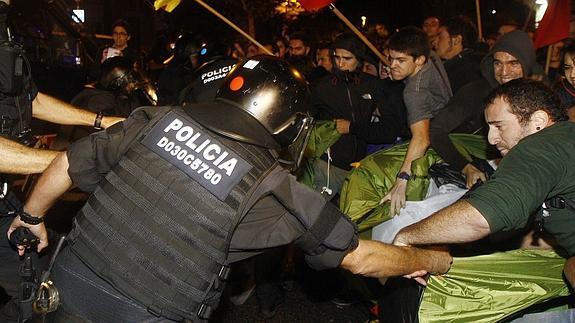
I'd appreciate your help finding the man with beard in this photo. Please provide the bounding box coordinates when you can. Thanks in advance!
[311,33,405,199]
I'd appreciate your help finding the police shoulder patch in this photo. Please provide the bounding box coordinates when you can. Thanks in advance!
[141,111,253,200]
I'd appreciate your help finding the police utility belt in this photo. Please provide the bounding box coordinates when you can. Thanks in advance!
[1,115,25,134]
[0,115,32,144]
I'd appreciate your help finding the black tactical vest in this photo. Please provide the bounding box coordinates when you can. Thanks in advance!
[67,108,277,321]
[0,75,33,143]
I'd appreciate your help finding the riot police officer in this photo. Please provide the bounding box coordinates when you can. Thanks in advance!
[0,0,122,319]
[8,56,451,322]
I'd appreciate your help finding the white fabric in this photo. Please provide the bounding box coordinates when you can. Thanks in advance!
[371,183,467,243]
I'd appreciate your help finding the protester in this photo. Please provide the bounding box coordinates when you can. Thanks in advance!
[496,22,520,40]
[286,32,315,79]
[434,15,483,93]
[395,78,575,288]
[422,16,441,48]
[310,34,403,199]
[554,42,575,120]
[384,26,452,215]
[429,30,544,188]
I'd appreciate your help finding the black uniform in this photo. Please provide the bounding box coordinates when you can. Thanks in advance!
[0,77,37,144]
[51,106,358,322]
[61,86,144,143]
[0,37,38,321]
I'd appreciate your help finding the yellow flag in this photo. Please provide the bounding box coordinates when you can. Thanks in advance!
[154,0,182,12]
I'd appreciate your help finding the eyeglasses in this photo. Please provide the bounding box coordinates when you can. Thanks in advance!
[113,32,128,37]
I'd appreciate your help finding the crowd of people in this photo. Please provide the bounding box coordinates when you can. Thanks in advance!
[2,0,575,321]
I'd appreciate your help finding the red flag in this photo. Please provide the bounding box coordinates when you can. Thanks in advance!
[533,0,571,49]
[299,0,333,11]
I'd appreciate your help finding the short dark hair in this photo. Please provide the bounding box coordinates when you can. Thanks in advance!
[112,19,131,35]
[315,40,332,51]
[485,78,567,123]
[289,32,311,47]
[561,42,575,76]
[387,26,430,59]
[443,15,477,49]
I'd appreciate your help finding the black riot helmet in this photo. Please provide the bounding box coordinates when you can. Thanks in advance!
[98,56,136,94]
[173,33,201,65]
[186,55,313,167]
[197,40,229,66]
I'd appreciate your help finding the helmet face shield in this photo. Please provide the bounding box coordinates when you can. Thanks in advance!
[282,115,314,170]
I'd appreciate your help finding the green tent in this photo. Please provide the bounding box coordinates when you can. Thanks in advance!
[298,121,492,232]
[298,120,341,188]
[421,249,570,322]
[339,143,443,231]
[339,134,491,232]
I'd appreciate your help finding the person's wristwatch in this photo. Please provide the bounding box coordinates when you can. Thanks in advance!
[396,171,411,181]
[18,211,44,225]
[94,112,104,130]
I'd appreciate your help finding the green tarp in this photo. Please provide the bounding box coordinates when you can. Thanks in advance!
[339,144,443,231]
[420,249,570,322]
[298,122,491,232]
[299,125,569,321]
[339,133,490,232]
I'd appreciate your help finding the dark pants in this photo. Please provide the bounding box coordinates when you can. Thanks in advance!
[51,247,170,323]
[254,247,286,311]
[0,190,27,322]
[0,215,22,300]
[0,215,22,323]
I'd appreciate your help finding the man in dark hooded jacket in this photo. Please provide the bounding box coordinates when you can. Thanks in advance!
[311,34,406,199]
[429,30,545,188]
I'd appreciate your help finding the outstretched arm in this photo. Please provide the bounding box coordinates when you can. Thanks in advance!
[7,151,73,254]
[382,119,431,215]
[394,200,491,246]
[0,137,59,174]
[32,92,123,128]
[340,239,452,279]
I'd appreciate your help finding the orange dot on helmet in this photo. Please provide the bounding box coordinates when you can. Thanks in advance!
[229,76,244,91]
